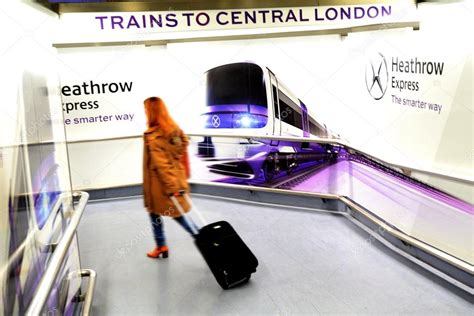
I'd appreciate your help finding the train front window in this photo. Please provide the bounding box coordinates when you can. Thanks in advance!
[203,63,268,129]
[206,63,267,107]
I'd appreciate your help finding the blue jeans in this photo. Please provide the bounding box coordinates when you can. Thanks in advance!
[149,213,198,247]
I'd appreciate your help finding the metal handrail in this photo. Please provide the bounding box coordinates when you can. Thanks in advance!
[341,198,474,295]
[26,191,90,316]
[190,180,474,295]
[189,180,474,275]
[339,197,473,275]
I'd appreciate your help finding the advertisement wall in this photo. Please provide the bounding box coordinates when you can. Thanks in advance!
[58,2,472,199]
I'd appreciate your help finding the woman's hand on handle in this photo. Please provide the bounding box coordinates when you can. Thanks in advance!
[169,190,186,197]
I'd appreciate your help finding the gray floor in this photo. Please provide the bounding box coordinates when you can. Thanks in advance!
[78,195,473,315]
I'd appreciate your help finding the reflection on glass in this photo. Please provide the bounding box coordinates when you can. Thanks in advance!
[31,150,61,230]
[1,69,80,314]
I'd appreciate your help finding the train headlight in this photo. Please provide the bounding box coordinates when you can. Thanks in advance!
[240,115,252,127]
[233,114,266,128]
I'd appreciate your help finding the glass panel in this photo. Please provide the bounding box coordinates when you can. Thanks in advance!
[0,67,79,314]
[41,237,82,316]
[188,134,473,270]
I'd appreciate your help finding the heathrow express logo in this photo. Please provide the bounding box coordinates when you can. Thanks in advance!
[211,115,221,128]
[365,52,389,100]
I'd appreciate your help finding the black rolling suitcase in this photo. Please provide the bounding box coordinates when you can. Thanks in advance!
[170,194,258,289]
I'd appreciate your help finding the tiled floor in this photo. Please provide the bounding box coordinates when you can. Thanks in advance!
[78,195,473,315]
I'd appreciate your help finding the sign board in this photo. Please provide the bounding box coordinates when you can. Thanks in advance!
[56,4,418,45]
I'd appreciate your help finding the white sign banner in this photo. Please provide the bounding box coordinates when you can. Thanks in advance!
[57,4,418,45]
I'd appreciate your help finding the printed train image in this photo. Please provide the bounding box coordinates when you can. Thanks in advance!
[196,62,340,181]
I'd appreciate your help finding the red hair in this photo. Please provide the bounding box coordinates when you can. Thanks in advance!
[144,97,178,135]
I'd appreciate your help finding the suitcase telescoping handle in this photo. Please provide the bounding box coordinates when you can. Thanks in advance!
[169,192,207,235]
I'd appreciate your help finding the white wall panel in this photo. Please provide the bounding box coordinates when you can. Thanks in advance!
[56,2,472,194]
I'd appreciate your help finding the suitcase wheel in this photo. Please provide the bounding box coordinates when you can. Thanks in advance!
[220,275,251,290]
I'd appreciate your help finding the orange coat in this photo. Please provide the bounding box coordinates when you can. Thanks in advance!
[143,126,190,217]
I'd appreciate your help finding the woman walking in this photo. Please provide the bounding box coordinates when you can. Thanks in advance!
[142,96,195,259]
